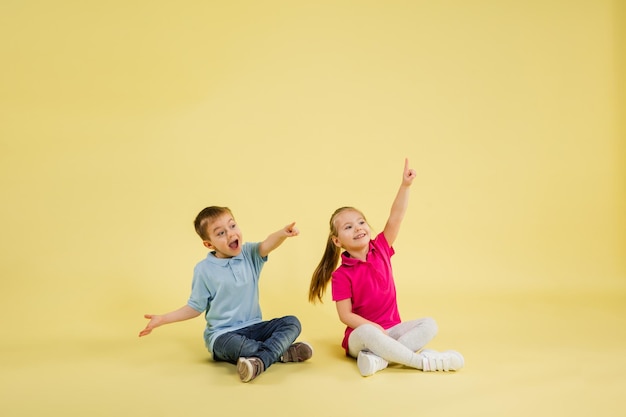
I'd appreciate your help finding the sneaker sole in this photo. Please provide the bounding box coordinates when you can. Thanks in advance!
[237,358,253,382]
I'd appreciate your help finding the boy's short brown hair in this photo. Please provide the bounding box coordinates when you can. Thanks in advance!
[194,206,233,241]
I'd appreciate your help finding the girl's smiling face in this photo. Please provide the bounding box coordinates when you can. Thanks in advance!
[203,213,243,258]
[331,209,371,254]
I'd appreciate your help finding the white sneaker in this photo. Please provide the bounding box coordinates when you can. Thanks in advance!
[420,349,464,372]
[357,350,388,377]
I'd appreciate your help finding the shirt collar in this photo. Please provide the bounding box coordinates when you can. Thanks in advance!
[204,251,243,265]
[340,241,376,266]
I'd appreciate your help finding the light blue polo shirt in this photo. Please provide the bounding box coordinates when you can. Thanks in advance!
[187,242,267,355]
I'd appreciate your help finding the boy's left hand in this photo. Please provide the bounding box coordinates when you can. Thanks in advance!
[283,222,300,237]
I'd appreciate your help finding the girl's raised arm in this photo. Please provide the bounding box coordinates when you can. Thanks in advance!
[383,158,416,246]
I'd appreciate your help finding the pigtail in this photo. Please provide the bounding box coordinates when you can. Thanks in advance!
[308,236,341,304]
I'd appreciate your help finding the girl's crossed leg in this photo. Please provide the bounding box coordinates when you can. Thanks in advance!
[348,317,463,376]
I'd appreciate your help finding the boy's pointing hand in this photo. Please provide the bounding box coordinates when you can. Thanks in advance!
[284,222,300,237]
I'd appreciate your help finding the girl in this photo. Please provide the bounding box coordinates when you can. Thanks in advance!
[309,159,464,377]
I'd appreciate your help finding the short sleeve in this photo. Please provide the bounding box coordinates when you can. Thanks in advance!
[331,269,352,302]
[187,264,211,313]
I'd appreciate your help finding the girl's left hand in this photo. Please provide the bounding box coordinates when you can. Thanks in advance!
[403,158,416,185]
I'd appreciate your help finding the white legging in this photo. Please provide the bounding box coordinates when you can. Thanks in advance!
[348,317,438,370]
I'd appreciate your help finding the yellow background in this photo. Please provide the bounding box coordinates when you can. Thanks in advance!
[1,1,625,416]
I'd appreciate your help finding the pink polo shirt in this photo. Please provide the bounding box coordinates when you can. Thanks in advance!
[331,232,402,353]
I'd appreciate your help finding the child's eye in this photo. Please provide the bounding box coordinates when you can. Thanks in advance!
[217,231,225,236]
[345,225,352,230]
[359,220,365,225]
[230,224,237,229]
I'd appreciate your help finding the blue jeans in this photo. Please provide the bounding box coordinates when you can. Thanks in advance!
[212,315,301,370]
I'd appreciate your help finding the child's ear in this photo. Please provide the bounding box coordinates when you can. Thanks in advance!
[202,240,213,249]
[331,236,342,248]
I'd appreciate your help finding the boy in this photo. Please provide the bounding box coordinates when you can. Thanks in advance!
[139,206,312,382]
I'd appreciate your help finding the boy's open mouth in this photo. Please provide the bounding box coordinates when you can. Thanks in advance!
[229,240,239,250]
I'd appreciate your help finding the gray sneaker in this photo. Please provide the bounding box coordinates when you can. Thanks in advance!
[280,342,313,363]
[237,357,265,382]
[420,349,464,372]
[357,350,388,377]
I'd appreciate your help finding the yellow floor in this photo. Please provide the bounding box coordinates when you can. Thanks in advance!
[2,290,624,417]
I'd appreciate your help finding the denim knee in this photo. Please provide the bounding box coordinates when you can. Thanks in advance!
[282,315,302,333]
[212,332,247,364]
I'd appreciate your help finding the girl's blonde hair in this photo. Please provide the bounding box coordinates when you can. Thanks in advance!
[308,206,366,303]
